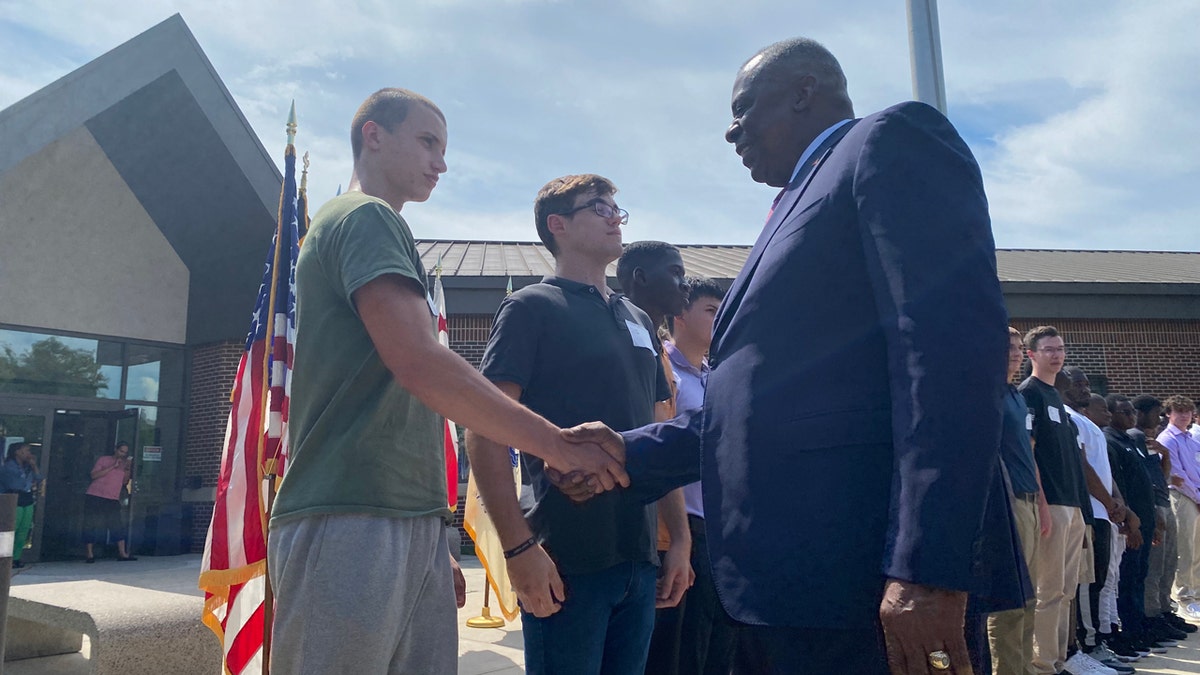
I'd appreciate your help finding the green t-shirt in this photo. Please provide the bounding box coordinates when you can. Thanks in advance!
[271,192,449,526]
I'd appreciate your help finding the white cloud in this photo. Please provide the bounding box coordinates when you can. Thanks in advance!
[2,0,1197,250]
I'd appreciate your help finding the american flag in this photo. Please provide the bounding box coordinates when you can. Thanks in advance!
[199,132,302,675]
[432,265,459,509]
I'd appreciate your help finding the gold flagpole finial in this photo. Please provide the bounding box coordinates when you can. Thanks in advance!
[300,151,310,193]
[286,100,298,146]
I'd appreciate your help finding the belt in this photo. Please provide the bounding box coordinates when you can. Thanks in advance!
[1014,492,1039,503]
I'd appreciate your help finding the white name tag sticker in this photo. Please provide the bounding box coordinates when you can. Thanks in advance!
[1048,406,1061,423]
[1026,413,1034,432]
[0,531,13,558]
[625,319,655,353]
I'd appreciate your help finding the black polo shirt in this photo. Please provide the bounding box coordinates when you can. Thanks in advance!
[1018,376,1088,509]
[480,276,671,576]
[1105,426,1156,528]
[1128,428,1171,507]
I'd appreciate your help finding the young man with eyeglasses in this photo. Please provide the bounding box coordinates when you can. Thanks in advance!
[1018,326,1093,675]
[467,174,672,673]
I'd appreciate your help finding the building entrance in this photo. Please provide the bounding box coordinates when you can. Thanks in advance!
[0,400,140,561]
[42,408,139,561]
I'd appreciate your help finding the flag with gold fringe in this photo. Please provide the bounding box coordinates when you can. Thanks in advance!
[462,277,521,621]
[199,103,304,675]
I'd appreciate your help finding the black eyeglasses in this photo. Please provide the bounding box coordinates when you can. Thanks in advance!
[558,198,629,225]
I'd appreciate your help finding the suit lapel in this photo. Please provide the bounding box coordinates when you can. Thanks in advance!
[712,120,859,355]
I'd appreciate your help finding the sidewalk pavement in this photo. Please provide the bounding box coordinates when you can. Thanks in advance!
[10,553,1200,674]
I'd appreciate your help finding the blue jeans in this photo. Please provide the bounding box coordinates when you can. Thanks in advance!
[522,560,657,675]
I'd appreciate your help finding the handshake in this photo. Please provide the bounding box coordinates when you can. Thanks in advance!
[545,422,628,501]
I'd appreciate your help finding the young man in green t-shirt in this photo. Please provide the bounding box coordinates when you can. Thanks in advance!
[268,88,629,674]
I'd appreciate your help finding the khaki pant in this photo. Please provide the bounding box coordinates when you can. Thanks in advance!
[1031,505,1085,675]
[988,497,1040,675]
[1172,491,1200,603]
[1146,504,1177,615]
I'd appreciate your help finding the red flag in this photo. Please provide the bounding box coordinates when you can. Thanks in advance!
[199,130,302,674]
[433,267,459,509]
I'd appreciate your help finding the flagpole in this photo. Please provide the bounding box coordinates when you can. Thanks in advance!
[906,0,948,115]
[259,101,298,675]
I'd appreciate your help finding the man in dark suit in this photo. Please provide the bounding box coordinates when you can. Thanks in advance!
[562,37,1025,674]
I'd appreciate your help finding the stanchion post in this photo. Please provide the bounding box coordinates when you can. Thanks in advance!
[0,492,19,664]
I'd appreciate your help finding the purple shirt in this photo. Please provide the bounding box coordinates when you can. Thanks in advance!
[1159,424,1200,504]
[666,341,709,519]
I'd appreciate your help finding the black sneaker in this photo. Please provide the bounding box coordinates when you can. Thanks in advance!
[11,560,23,569]
[1106,638,1144,662]
[1167,613,1198,633]
[1154,620,1189,642]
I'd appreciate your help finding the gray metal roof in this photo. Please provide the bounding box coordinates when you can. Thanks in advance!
[416,241,1200,285]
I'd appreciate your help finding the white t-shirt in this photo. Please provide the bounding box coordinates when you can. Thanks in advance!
[1066,406,1113,521]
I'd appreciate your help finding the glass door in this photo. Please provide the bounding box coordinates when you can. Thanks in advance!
[41,408,136,560]
[0,405,51,562]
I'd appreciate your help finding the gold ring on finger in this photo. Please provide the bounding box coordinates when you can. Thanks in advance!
[928,650,951,671]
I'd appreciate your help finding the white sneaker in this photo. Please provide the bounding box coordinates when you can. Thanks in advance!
[1180,602,1200,623]
[1064,651,1119,675]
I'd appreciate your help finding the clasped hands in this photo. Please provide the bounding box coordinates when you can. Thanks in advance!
[545,421,628,501]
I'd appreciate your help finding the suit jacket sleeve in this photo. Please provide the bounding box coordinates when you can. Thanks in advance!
[853,103,1009,591]
[620,407,704,504]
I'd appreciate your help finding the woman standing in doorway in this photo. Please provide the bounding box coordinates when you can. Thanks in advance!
[83,441,136,563]
[1,442,43,569]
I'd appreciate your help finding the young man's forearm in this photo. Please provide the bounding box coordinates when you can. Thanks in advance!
[466,429,535,549]
[659,488,690,545]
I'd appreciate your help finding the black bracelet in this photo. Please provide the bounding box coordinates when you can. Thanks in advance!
[503,536,537,560]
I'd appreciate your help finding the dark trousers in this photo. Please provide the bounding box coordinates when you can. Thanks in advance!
[1077,518,1112,646]
[732,622,889,674]
[1117,525,1154,637]
[522,561,657,675]
[645,515,739,675]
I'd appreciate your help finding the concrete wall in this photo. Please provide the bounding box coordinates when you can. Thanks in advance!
[0,127,188,343]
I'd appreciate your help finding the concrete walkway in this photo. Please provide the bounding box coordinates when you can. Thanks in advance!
[9,554,1200,674]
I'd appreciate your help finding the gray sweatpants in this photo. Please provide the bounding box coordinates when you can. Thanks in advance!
[268,513,457,674]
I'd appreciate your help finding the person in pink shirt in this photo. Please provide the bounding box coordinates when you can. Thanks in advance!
[83,441,136,563]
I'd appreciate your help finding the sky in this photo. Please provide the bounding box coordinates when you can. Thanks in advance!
[1,1,1197,251]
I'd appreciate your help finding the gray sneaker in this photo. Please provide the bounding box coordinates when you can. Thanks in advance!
[1091,645,1136,674]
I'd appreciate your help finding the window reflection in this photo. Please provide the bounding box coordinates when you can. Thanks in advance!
[124,345,184,403]
[0,329,121,398]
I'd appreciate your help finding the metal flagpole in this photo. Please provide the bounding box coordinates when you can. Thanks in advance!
[906,0,948,115]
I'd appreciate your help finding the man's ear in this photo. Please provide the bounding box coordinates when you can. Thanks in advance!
[546,213,568,238]
[632,267,647,288]
[360,120,382,152]
[792,74,818,113]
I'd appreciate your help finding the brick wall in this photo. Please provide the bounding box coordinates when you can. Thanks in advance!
[184,339,242,552]
[1011,319,1200,401]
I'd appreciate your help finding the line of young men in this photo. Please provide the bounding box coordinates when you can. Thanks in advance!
[988,324,1200,675]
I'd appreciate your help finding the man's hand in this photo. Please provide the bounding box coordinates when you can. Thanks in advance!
[1107,501,1128,524]
[449,554,467,608]
[545,422,629,498]
[1038,499,1053,538]
[879,579,973,675]
[656,542,694,609]
[1127,527,1144,550]
[507,543,566,618]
